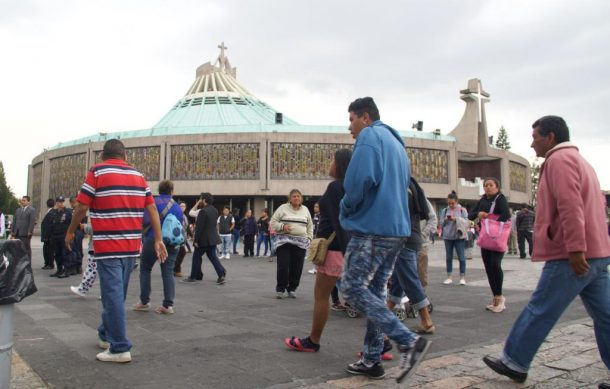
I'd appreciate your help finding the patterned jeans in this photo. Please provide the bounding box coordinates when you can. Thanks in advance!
[339,234,418,365]
[77,252,97,293]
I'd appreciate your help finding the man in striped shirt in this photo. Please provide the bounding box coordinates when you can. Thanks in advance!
[66,139,167,363]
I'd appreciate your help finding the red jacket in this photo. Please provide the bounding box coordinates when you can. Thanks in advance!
[533,143,610,261]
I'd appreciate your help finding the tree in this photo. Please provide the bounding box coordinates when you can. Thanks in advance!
[495,126,511,150]
[530,159,541,208]
[0,161,19,215]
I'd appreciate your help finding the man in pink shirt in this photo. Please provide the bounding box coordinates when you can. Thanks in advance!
[483,116,610,386]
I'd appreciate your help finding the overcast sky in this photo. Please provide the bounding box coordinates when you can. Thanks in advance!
[1,0,609,196]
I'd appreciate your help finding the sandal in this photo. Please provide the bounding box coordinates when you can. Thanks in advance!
[284,336,320,352]
[412,324,436,334]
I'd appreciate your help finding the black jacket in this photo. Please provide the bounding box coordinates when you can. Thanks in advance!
[468,193,511,222]
[194,205,221,247]
[317,180,350,254]
[40,208,54,241]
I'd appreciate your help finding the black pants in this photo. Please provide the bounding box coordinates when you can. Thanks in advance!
[517,230,533,258]
[481,248,504,296]
[52,235,68,271]
[42,240,55,267]
[243,234,255,256]
[175,245,186,273]
[276,243,306,293]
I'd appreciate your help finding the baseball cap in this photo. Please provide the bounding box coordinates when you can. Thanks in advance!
[55,196,65,202]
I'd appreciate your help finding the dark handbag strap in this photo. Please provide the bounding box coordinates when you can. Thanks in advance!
[143,198,175,236]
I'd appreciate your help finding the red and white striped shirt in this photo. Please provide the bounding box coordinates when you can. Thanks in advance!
[76,159,153,260]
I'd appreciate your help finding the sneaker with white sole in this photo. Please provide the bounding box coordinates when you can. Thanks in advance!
[396,337,431,383]
[70,286,87,297]
[287,291,296,299]
[345,359,385,379]
[98,339,110,350]
[96,349,132,363]
[459,277,466,285]
[155,306,174,314]
[133,302,151,311]
[443,278,453,285]
[276,291,285,299]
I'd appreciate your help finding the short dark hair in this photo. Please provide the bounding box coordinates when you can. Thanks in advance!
[447,190,458,200]
[158,180,174,195]
[22,195,31,201]
[223,206,230,211]
[532,115,570,143]
[348,97,380,121]
[46,198,55,207]
[102,139,126,160]
[201,192,213,204]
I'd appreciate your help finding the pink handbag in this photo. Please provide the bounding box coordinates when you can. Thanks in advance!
[477,197,511,252]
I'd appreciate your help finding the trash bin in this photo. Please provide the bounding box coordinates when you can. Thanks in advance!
[0,239,37,389]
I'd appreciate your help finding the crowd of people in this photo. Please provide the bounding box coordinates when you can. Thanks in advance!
[5,104,610,387]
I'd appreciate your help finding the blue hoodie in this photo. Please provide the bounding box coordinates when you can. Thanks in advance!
[340,120,411,237]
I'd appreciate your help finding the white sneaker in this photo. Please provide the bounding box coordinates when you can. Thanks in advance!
[98,339,110,350]
[219,254,225,259]
[460,277,466,285]
[96,349,131,363]
[443,278,453,285]
[225,254,230,260]
[70,286,87,297]
[308,268,317,274]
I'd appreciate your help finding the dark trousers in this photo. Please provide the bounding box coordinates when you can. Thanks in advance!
[481,248,505,296]
[243,234,255,256]
[331,285,340,304]
[175,245,187,273]
[275,243,306,293]
[518,230,533,258]
[52,235,67,271]
[42,240,55,267]
[189,245,226,279]
[17,236,32,262]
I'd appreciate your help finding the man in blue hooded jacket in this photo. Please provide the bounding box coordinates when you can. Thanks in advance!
[339,97,430,383]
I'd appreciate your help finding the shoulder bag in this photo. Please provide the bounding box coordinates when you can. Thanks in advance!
[306,232,336,266]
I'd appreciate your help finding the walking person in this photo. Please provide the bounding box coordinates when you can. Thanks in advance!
[11,195,37,261]
[284,148,352,352]
[40,198,56,270]
[217,206,234,259]
[66,138,167,363]
[483,116,610,385]
[338,97,430,383]
[182,192,226,284]
[241,209,257,257]
[440,191,469,285]
[256,208,271,257]
[134,180,183,314]
[270,189,313,298]
[417,198,437,293]
[468,177,511,313]
[174,201,190,277]
[516,204,535,259]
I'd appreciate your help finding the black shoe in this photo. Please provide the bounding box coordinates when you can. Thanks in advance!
[396,337,432,383]
[519,255,526,259]
[599,383,610,389]
[216,276,226,285]
[233,251,238,254]
[57,271,69,279]
[483,355,527,383]
[42,265,54,270]
[345,360,385,379]
[50,270,62,277]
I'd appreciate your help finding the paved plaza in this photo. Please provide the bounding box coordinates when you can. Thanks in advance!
[9,240,609,388]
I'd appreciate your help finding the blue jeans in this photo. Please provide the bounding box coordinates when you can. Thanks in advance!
[444,239,466,275]
[219,235,232,256]
[190,245,226,279]
[256,234,270,256]
[139,238,179,308]
[501,257,610,372]
[232,229,240,253]
[97,258,134,353]
[339,234,418,365]
[389,246,430,310]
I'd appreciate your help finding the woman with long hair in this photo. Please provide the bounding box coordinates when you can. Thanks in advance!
[468,177,511,312]
[284,148,352,352]
[270,189,314,299]
[440,191,469,285]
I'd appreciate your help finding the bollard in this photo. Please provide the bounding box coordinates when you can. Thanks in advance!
[0,304,14,389]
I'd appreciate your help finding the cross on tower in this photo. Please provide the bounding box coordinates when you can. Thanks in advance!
[468,80,489,123]
[218,42,228,60]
